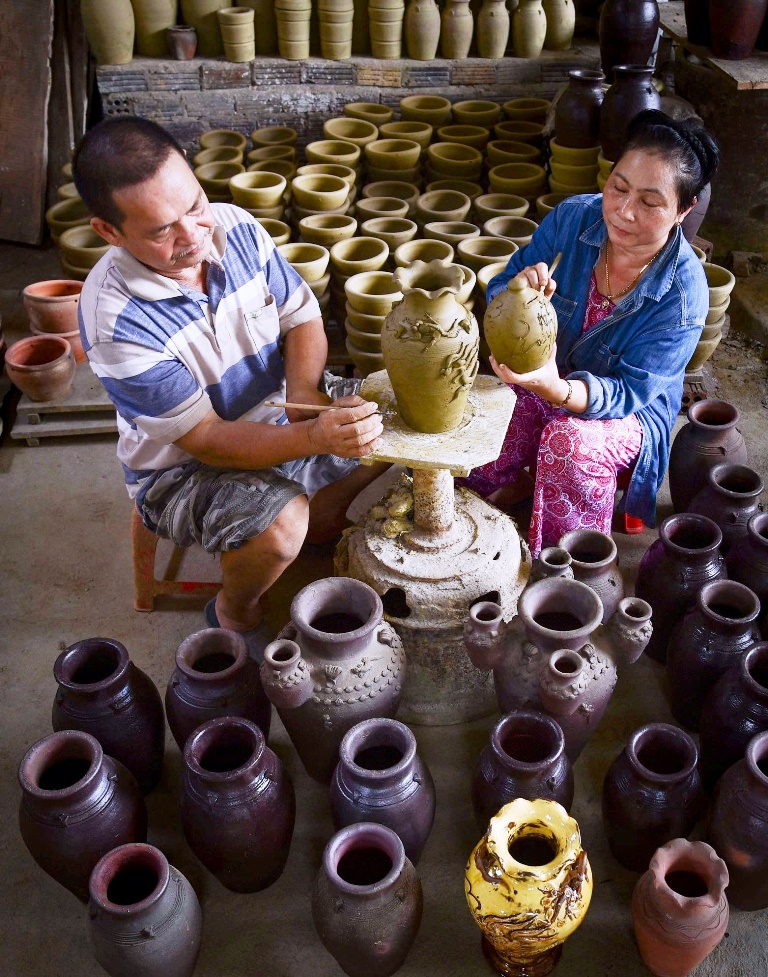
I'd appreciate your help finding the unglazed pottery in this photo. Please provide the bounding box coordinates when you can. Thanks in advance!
[557,528,624,622]
[180,0,231,55]
[404,0,441,59]
[81,0,135,64]
[131,0,178,56]
[166,23,198,58]
[5,335,76,403]
[542,0,575,49]
[512,0,547,57]
[483,273,558,373]
[22,280,82,335]
[688,462,763,556]
[477,0,510,57]
[465,798,592,976]
[441,0,474,58]
[726,512,768,615]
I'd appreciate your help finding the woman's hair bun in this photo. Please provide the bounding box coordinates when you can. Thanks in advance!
[677,117,720,185]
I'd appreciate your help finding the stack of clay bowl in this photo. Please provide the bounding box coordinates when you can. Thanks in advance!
[246,145,297,169]
[473,193,530,225]
[57,226,110,281]
[194,145,244,169]
[246,159,298,220]
[483,216,538,250]
[548,139,600,197]
[199,129,248,158]
[22,280,86,363]
[360,216,418,269]
[361,181,420,220]
[393,238,454,269]
[425,142,483,187]
[378,120,434,167]
[363,138,422,189]
[195,161,245,203]
[457,237,519,277]
[415,189,472,230]
[452,99,502,129]
[425,179,484,208]
[324,117,379,153]
[344,102,394,127]
[502,98,550,126]
[278,243,331,321]
[435,124,491,155]
[495,118,546,149]
[597,152,614,192]
[252,126,298,154]
[344,270,403,376]
[45,198,91,245]
[290,172,352,231]
[688,263,737,372]
[328,236,389,327]
[400,95,453,129]
[535,193,570,220]
[305,140,362,191]
[229,171,288,221]
[298,213,358,248]
[488,162,547,206]
[57,181,80,202]
[257,218,292,246]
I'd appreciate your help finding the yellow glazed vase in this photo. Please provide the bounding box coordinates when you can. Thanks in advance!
[465,797,593,976]
[483,274,558,374]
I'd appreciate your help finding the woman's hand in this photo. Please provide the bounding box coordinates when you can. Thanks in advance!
[515,262,557,298]
[490,344,562,399]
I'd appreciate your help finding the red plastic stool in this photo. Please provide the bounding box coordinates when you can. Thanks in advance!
[132,506,220,612]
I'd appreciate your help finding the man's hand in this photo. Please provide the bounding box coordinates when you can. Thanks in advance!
[284,386,332,423]
[306,395,383,458]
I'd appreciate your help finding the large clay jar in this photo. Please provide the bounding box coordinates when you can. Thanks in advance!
[668,398,748,513]
[599,0,660,82]
[180,0,231,55]
[707,729,768,910]
[18,730,147,902]
[555,68,605,149]
[5,335,76,403]
[602,723,705,872]
[243,0,278,54]
[710,0,768,59]
[634,513,726,664]
[542,0,575,50]
[330,717,435,865]
[471,710,574,829]
[668,579,761,731]
[404,0,441,59]
[165,627,271,750]
[52,637,165,795]
[441,0,474,58]
[599,64,661,163]
[88,843,202,977]
[683,0,710,45]
[512,0,547,57]
[688,462,764,556]
[477,0,510,58]
[381,259,479,434]
[131,0,178,56]
[180,716,295,892]
[465,798,592,977]
[558,528,624,622]
[313,822,423,977]
[81,0,136,64]
[699,643,768,791]
[483,274,558,374]
[260,577,406,783]
[464,578,653,761]
[631,839,729,977]
[726,512,768,615]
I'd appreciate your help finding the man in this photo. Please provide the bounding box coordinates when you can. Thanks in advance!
[74,116,384,656]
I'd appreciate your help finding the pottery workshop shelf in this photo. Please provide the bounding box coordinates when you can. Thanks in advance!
[660,1,768,91]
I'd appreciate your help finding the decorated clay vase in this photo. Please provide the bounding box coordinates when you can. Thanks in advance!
[599,0,661,82]
[381,259,480,434]
[555,69,605,149]
[465,798,592,976]
[631,839,729,977]
[529,545,574,582]
[483,274,558,374]
[599,64,661,163]
[52,637,165,795]
[471,709,574,828]
[87,843,202,977]
[313,822,423,977]
[260,577,406,783]
[688,462,764,556]
[602,723,705,872]
[557,528,624,622]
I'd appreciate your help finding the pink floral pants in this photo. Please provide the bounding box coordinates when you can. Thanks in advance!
[464,386,643,558]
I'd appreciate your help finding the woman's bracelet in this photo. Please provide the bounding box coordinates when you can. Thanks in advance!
[550,379,573,409]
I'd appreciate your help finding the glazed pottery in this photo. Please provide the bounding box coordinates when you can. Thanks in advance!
[52,638,164,795]
[683,0,710,45]
[313,822,422,977]
[381,259,479,434]
[688,463,764,555]
[667,579,761,731]
[464,578,653,760]
[557,528,624,622]
[441,0,474,58]
[471,710,574,828]
[555,69,605,148]
[599,64,661,163]
[81,0,135,64]
[483,272,557,373]
[404,0,441,59]
[131,0,178,56]
[180,0,231,55]
[88,843,202,977]
[707,729,768,909]
[330,718,435,864]
[512,0,547,58]
[165,628,271,750]
[167,23,198,57]
[542,0,575,49]
[668,399,748,513]
[710,0,768,59]
[726,512,768,614]
[476,0,510,56]
[260,577,406,783]
[465,798,592,976]
[368,1,405,58]
[5,335,76,403]
[18,730,147,902]
[22,280,82,335]
[599,0,660,81]
[180,717,295,891]
[631,839,729,977]
[635,513,726,663]
[602,723,705,872]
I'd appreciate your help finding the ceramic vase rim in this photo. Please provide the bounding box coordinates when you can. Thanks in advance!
[518,577,603,642]
[558,528,617,571]
[626,723,698,785]
[659,513,723,556]
[339,718,416,780]
[323,822,406,895]
[290,576,382,651]
[54,637,130,694]
[746,511,768,546]
[491,709,564,771]
[647,838,728,909]
[89,842,169,915]
[183,716,266,783]
[707,462,764,499]
[696,579,760,626]
[739,643,768,702]
[567,67,605,83]
[392,258,466,301]
[175,627,249,682]
[19,729,102,800]
[686,397,740,430]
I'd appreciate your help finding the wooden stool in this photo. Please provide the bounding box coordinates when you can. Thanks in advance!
[132,506,220,612]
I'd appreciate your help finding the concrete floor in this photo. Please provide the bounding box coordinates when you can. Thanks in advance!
[2,240,768,977]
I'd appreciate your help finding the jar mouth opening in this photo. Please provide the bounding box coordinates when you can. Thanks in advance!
[495,713,562,767]
[177,629,247,679]
[325,824,404,892]
[22,732,100,796]
[186,718,263,777]
[90,844,168,912]
[662,516,721,553]
[507,830,560,868]
[56,639,126,688]
[664,869,709,900]
[560,529,616,568]
[341,719,415,776]
[628,724,697,781]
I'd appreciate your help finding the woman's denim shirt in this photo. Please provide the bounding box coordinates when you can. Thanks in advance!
[486,193,708,528]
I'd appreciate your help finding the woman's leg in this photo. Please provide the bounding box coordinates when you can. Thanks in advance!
[528,412,643,557]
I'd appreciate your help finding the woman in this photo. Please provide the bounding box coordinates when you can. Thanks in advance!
[465,109,720,558]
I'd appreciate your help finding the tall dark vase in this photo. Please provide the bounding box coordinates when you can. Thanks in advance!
[52,637,165,794]
[599,0,660,83]
[554,68,605,148]
[710,0,768,59]
[688,463,764,556]
[599,64,661,163]
[683,0,711,44]
[726,512,768,616]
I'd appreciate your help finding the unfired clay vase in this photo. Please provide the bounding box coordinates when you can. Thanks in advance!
[313,822,423,977]
[512,0,547,57]
[181,0,231,55]
[558,528,624,623]
[631,839,729,977]
[477,0,510,57]
[441,0,474,58]
[81,0,135,64]
[483,274,558,373]
[260,577,406,783]
[381,259,479,434]
[688,462,763,556]
[131,0,178,56]
[88,843,202,977]
[599,0,660,82]
[330,717,435,864]
[465,798,592,977]
[405,0,441,59]
[542,0,575,49]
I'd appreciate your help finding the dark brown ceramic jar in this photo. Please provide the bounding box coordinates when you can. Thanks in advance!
[599,0,660,82]
[688,463,764,556]
[683,0,711,45]
[330,718,435,865]
[52,637,165,794]
[599,64,661,162]
[18,730,147,902]
[602,723,705,872]
[710,0,768,59]
[88,843,202,977]
[165,627,271,750]
[554,69,605,148]
[558,528,624,622]
[471,709,574,829]
[180,716,295,893]
[726,511,768,615]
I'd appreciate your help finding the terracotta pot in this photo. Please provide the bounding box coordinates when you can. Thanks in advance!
[28,321,85,364]
[313,822,423,977]
[476,0,510,56]
[22,279,82,335]
[599,0,660,82]
[557,528,624,622]
[600,64,661,163]
[631,839,729,977]
[81,0,135,64]
[483,273,557,373]
[710,0,768,59]
[441,0,474,58]
[88,843,202,977]
[18,730,147,902]
[555,68,605,149]
[668,399,748,513]
[180,0,232,55]
[602,723,705,872]
[167,23,198,58]
[5,335,76,403]
[543,0,575,49]
[513,0,547,57]
[726,511,768,615]
[635,513,726,663]
[688,462,764,556]
[131,0,178,56]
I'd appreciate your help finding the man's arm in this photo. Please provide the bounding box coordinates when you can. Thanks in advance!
[282,316,333,420]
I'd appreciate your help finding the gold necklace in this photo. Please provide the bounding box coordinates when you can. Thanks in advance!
[602,240,665,308]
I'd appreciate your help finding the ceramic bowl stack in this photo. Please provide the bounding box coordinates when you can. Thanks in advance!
[393,238,454,269]
[445,262,477,313]
[457,236,519,275]
[687,262,737,372]
[425,142,484,186]
[298,213,358,248]
[195,161,246,203]
[483,216,538,249]
[305,140,362,190]
[344,102,394,127]
[57,226,111,281]
[488,162,548,204]
[252,126,298,153]
[199,129,248,155]
[257,218,292,246]
[362,181,420,219]
[22,279,86,363]
[290,173,352,230]
[415,190,473,231]
[536,193,570,220]
[425,179,484,206]
[343,270,403,376]
[435,124,491,153]
[246,145,297,168]
[323,117,379,152]
[502,98,550,125]
[473,193,530,225]
[495,119,546,148]
[277,243,332,322]
[195,146,244,168]
[400,95,453,128]
[360,217,419,269]
[329,236,389,327]
[452,99,502,130]
[424,221,480,249]
[548,139,600,196]
[363,138,422,189]
[378,121,434,164]
[45,198,91,245]
[229,172,288,221]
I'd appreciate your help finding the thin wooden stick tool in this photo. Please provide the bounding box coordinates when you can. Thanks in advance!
[264,400,396,417]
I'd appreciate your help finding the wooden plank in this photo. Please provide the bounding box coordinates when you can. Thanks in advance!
[0,0,55,243]
[11,414,118,446]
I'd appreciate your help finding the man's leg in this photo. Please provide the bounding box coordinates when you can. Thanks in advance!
[306,461,390,544]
